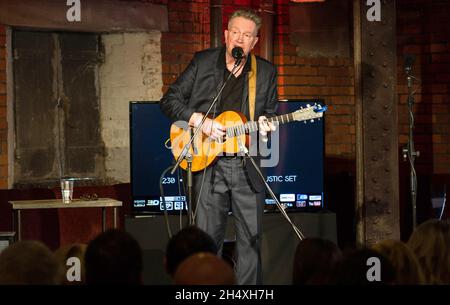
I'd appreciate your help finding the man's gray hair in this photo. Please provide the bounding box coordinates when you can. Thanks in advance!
[228,9,262,32]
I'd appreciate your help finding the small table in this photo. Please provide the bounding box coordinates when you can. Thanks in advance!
[9,198,122,241]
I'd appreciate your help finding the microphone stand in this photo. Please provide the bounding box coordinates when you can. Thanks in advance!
[237,138,305,241]
[170,57,243,225]
[439,185,446,221]
[402,69,419,230]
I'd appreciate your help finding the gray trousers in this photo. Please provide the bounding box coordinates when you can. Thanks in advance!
[192,157,265,285]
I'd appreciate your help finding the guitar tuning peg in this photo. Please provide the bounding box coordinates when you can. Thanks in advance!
[310,119,314,123]
[304,121,307,124]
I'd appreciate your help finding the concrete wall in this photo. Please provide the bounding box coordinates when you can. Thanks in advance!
[0,25,7,188]
[100,31,163,183]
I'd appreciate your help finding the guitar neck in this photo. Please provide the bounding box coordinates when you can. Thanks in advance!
[225,113,294,138]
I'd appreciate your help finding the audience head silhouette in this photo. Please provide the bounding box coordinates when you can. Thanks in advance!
[292,237,342,284]
[372,239,425,284]
[333,247,396,285]
[85,229,143,284]
[407,219,450,284]
[0,240,61,285]
[174,252,235,285]
[165,226,218,276]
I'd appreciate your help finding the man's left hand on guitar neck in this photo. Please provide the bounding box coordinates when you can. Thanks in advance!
[258,116,277,142]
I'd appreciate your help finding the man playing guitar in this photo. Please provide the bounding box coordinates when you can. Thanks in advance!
[160,8,277,285]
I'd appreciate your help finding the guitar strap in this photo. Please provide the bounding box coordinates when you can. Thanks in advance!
[248,54,257,121]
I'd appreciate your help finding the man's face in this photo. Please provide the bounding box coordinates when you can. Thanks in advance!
[224,16,259,60]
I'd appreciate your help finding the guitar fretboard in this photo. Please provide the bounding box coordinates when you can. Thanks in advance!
[225,113,295,138]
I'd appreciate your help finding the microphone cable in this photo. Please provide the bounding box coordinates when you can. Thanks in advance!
[159,165,175,239]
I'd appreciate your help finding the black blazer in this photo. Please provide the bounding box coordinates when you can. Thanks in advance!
[160,47,279,192]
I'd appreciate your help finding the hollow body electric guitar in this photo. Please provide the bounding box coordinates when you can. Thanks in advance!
[170,104,327,172]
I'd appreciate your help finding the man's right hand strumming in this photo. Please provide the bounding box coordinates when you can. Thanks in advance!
[189,112,225,141]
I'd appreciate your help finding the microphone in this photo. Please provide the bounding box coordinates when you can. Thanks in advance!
[232,46,244,65]
[404,54,415,75]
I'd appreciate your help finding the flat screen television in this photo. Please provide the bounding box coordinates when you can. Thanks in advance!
[130,100,325,215]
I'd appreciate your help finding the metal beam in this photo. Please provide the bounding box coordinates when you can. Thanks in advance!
[210,0,223,48]
[0,0,168,32]
[353,0,365,247]
[358,0,400,244]
[259,0,274,62]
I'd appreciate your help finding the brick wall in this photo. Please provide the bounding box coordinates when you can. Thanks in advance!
[2,0,445,189]
[161,0,356,168]
[397,0,450,175]
[0,25,7,188]
[161,0,449,176]
[161,0,210,93]
[273,0,355,164]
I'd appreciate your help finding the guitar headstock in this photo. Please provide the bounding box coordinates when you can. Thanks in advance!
[292,104,328,123]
